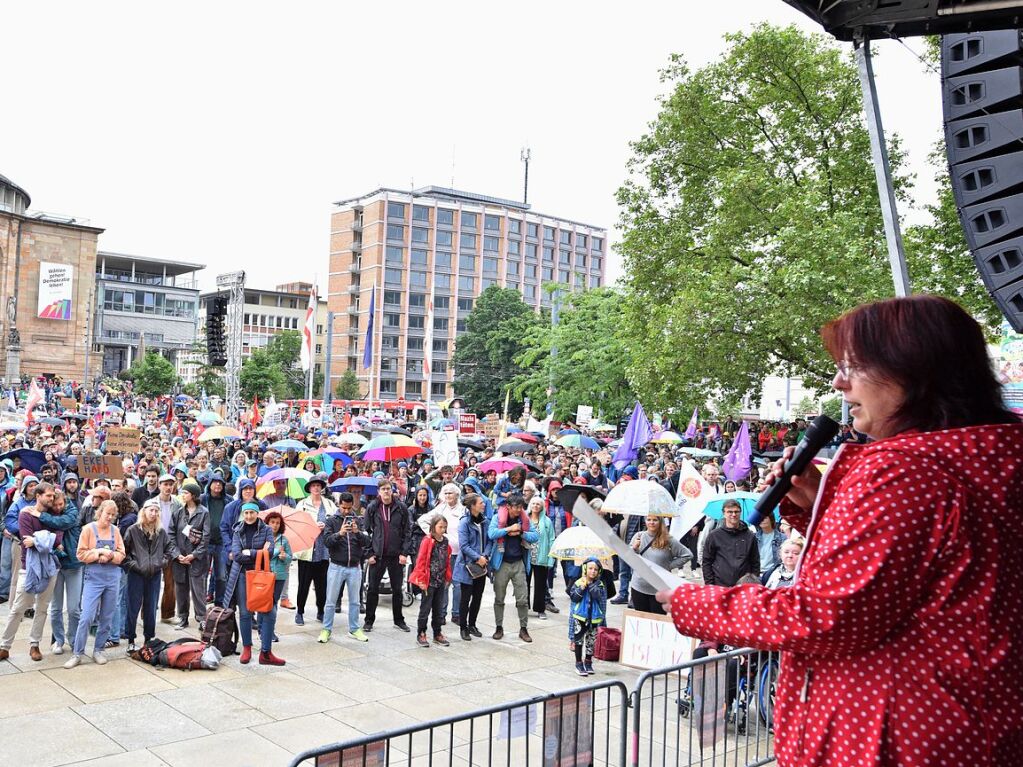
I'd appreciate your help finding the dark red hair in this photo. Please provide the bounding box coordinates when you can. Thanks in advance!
[821,295,1016,434]
[263,510,287,534]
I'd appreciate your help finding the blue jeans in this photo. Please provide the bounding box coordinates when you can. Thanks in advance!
[110,570,128,641]
[440,554,461,619]
[618,559,633,594]
[236,572,277,652]
[49,567,84,646]
[323,563,362,633]
[0,536,14,599]
[207,543,228,604]
[125,570,162,643]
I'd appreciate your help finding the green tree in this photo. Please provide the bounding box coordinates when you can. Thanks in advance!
[453,286,543,415]
[180,340,225,398]
[821,395,843,422]
[132,352,178,398]
[618,24,917,412]
[240,348,286,401]
[515,288,634,422]
[265,330,307,398]
[335,369,361,400]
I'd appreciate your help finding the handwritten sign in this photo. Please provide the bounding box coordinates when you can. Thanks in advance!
[458,413,477,434]
[59,396,78,411]
[619,608,693,670]
[104,427,141,454]
[483,413,501,439]
[78,454,124,481]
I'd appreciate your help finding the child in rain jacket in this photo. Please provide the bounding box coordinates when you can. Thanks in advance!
[569,557,607,677]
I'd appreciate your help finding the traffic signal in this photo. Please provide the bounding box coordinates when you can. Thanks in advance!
[206,296,228,367]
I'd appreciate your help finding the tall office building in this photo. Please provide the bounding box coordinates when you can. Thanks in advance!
[328,186,607,401]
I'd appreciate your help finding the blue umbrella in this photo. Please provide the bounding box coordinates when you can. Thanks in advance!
[271,439,308,452]
[2,448,49,474]
[506,425,524,434]
[174,394,192,402]
[329,476,379,496]
[430,418,455,430]
[702,492,779,524]
[558,428,580,436]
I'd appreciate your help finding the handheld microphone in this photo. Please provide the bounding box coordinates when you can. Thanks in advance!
[751,415,839,526]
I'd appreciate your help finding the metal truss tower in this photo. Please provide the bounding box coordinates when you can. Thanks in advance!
[216,271,246,425]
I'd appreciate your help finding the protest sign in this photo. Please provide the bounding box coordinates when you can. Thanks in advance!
[458,413,477,434]
[543,692,592,767]
[483,413,501,439]
[432,430,460,467]
[620,608,693,670]
[58,396,78,411]
[105,427,141,454]
[575,405,593,426]
[124,411,142,427]
[78,454,124,481]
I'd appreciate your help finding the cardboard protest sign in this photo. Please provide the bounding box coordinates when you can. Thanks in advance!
[59,396,78,411]
[483,414,501,439]
[620,608,693,670]
[78,454,125,481]
[104,427,141,454]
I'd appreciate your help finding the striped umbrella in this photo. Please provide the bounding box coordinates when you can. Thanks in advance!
[302,448,354,472]
[357,434,424,462]
[650,430,684,444]
[198,425,244,442]
[256,468,314,500]
[554,434,600,450]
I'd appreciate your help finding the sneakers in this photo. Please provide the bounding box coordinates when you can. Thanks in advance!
[63,655,81,669]
[92,651,108,665]
[609,595,629,605]
[433,634,450,647]
[583,660,594,675]
[173,618,189,631]
[259,650,286,666]
[536,612,548,621]
[545,601,561,614]
[460,627,471,641]
[519,628,533,643]
[279,598,296,610]
[294,613,305,626]
[127,642,137,653]
[29,645,42,662]
[468,626,482,638]
[349,628,369,642]
[51,642,65,656]
[492,626,504,641]
[239,646,252,664]
[417,633,430,648]
[575,662,588,676]
[362,621,374,633]
[394,622,411,633]
[317,630,331,644]
[316,612,324,623]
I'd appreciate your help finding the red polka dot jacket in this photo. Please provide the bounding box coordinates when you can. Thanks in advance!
[668,424,1023,766]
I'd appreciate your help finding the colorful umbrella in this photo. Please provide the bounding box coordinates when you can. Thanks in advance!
[650,431,684,444]
[271,439,308,452]
[328,476,380,496]
[602,480,677,517]
[198,425,244,442]
[478,457,525,474]
[357,434,424,462]
[550,526,614,567]
[255,468,314,500]
[303,448,354,472]
[558,428,580,436]
[555,434,600,450]
[259,505,323,553]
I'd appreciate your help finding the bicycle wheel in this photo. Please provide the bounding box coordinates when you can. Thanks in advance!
[758,657,780,728]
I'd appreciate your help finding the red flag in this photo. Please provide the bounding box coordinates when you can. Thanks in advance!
[342,411,352,432]
[165,396,174,425]
[251,395,262,426]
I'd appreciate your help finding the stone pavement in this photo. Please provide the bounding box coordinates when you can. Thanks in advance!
[0,587,647,767]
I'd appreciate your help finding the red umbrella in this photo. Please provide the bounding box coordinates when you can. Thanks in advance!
[259,505,322,553]
[516,432,541,444]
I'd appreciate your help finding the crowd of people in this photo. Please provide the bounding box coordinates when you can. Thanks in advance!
[0,380,810,677]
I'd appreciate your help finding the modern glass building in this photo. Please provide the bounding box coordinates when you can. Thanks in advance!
[327,186,607,401]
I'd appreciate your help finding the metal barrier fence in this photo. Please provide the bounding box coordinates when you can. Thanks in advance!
[289,680,630,767]
[630,648,777,767]
[289,650,777,767]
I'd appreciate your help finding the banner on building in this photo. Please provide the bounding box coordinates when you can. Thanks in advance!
[37,263,74,320]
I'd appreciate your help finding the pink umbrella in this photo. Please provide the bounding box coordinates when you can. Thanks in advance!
[478,457,525,474]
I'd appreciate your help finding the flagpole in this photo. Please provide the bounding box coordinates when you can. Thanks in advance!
[304,280,316,425]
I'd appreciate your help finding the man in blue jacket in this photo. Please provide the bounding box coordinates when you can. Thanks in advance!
[488,493,539,644]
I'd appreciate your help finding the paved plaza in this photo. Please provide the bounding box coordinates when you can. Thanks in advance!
[0,590,648,767]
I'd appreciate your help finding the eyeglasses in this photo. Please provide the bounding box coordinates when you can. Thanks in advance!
[835,361,864,380]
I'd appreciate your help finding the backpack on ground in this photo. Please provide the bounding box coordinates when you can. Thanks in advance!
[202,605,238,656]
[158,639,207,670]
[132,637,170,666]
[594,627,622,662]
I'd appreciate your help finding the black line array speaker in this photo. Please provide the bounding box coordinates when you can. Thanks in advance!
[942,30,1023,331]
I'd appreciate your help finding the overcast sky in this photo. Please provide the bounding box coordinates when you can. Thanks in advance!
[4,1,943,291]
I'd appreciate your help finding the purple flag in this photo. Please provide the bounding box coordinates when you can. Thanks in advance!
[362,287,375,369]
[613,402,653,469]
[722,421,752,482]
[684,407,699,440]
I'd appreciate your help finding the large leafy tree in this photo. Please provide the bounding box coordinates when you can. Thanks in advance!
[240,348,286,401]
[132,352,178,398]
[453,286,543,415]
[335,369,361,400]
[265,330,307,398]
[617,24,963,411]
[515,287,634,422]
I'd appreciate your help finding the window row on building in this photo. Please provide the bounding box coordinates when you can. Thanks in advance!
[243,313,300,330]
[101,288,196,318]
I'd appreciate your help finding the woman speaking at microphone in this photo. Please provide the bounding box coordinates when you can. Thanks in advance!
[657,295,1022,767]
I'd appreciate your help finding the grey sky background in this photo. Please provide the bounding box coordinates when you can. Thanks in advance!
[4,1,942,291]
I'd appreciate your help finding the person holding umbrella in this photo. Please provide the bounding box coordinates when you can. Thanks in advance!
[293,472,336,626]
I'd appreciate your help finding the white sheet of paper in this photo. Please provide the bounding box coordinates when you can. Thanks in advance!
[571,498,685,593]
